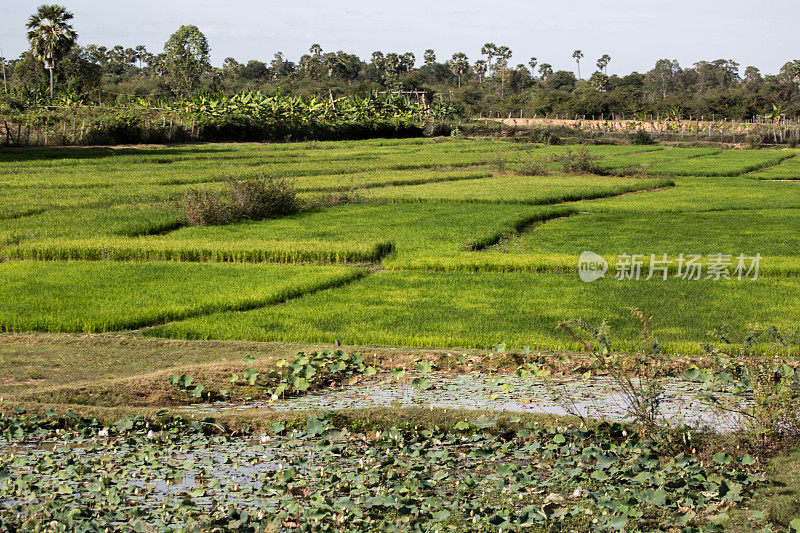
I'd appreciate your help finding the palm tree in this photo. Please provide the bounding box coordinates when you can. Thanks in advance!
[25,4,78,98]
[572,50,584,79]
[135,45,148,68]
[449,52,469,87]
[495,46,512,97]
[481,43,497,76]
[528,57,538,76]
[371,51,384,76]
[596,54,611,75]
[423,49,436,67]
[538,63,553,80]
[473,60,487,85]
[401,52,415,72]
[309,44,323,58]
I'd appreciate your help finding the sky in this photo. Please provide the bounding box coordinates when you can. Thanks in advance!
[2,0,798,75]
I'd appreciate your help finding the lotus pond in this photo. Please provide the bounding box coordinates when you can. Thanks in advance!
[0,410,767,532]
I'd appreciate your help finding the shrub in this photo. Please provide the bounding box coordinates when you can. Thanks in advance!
[182,176,299,226]
[555,310,669,435]
[686,326,800,448]
[746,134,762,149]
[551,145,600,174]
[788,134,799,148]
[230,176,299,220]
[513,151,549,176]
[629,129,654,145]
[181,189,233,226]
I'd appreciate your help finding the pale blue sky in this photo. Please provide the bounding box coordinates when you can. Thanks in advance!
[2,0,797,75]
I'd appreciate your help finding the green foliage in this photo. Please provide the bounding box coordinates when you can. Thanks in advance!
[230,176,299,220]
[241,351,380,399]
[629,129,655,145]
[168,373,228,402]
[0,411,769,531]
[551,145,602,174]
[682,326,800,443]
[163,25,210,95]
[181,188,232,226]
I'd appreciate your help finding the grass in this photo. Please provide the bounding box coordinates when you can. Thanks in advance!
[3,139,800,352]
[146,270,800,354]
[644,149,796,176]
[3,203,575,264]
[2,137,800,533]
[0,261,365,332]
[4,236,393,263]
[402,208,800,276]
[594,146,722,172]
[363,174,673,205]
[748,154,800,180]
[0,204,182,246]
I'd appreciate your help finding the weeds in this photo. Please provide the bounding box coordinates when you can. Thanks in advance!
[181,188,233,226]
[230,176,299,220]
[550,145,602,174]
[683,326,800,449]
[630,129,655,145]
[182,175,299,226]
[556,309,669,434]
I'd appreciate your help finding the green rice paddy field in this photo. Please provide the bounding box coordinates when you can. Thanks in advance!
[2,138,800,353]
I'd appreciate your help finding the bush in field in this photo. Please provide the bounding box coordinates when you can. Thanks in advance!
[182,176,299,226]
[629,129,654,145]
[513,152,549,176]
[745,134,762,148]
[181,189,233,226]
[231,176,299,220]
[551,145,601,174]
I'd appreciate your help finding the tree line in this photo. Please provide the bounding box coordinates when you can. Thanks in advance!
[3,4,800,120]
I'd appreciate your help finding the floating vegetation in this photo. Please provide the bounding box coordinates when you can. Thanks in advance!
[0,410,766,531]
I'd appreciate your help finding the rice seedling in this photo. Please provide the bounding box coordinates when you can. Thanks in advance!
[645,149,796,176]
[363,174,673,205]
[747,154,800,180]
[0,261,365,332]
[146,270,800,355]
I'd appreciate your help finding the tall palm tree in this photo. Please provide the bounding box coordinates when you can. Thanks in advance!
[26,4,78,98]
[495,46,512,97]
[135,45,148,68]
[449,52,469,88]
[528,57,538,76]
[538,63,553,80]
[473,60,487,85]
[481,43,497,76]
[596,54,611,75]
[401,52,415,72]
[572,50,584,79]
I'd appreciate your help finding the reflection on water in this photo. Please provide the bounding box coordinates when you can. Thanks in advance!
[176,372,744,431]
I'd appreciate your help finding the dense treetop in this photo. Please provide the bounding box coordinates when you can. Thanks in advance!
[3,19,800,119]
